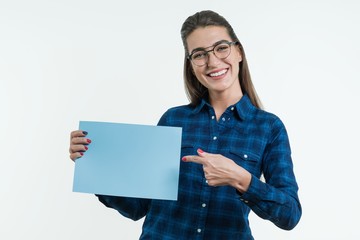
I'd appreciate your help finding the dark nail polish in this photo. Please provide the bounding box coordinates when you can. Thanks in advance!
[85,146,88,150]
[82,131,88,135]
[87,139,92,143]
[80,152,84,156]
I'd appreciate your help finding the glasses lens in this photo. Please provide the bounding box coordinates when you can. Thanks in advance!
[214,43,231,59]
[191,51,207,66]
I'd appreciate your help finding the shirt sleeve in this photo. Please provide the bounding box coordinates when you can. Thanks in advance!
[96,195,151,221]
[238,117,302,230]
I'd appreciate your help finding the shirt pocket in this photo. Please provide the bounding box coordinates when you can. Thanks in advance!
[180,143,195,157]
[180,142,204,172]
[229,147,261,175]
[179,143,196,173]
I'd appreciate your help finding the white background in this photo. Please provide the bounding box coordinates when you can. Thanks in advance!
[1,0,359,239]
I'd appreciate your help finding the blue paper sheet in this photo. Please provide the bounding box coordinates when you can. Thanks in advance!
[73,121,182,200]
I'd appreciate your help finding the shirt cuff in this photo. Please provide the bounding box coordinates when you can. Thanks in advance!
[236,174,266,205]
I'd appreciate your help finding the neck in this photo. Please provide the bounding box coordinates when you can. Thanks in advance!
[209,90,243,120]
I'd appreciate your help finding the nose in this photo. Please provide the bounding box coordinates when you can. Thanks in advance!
[206,51,220,67]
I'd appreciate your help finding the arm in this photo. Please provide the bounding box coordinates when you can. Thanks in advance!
[182,118,301,230]
[239,118,302,230]
[96,195,151,221]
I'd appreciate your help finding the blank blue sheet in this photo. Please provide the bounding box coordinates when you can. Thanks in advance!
[73,121,182,200]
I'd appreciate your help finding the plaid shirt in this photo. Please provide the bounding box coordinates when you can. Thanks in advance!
[98,94,301,239]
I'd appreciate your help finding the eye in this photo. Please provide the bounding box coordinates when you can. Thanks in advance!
[215,44,230,52]
[192,51,207,60]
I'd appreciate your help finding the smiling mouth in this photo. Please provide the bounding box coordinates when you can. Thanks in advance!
[208,69,228,77]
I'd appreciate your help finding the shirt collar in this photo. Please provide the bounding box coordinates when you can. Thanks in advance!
[234,94,255,121]
[191,94,256,120]
[191,98,209,114]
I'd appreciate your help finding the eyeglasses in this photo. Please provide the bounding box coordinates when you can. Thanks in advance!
[187,40,239,67]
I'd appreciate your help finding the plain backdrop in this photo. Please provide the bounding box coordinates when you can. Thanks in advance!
[1,0,359,239]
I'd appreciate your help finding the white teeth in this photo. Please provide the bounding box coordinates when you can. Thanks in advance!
[209,69,227,77]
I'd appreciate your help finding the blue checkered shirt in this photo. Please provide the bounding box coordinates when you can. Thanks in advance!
[97,94,301,239]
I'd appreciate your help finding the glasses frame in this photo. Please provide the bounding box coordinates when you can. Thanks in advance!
[187,40,239,67]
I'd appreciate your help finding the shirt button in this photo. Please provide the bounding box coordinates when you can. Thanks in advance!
[197,228,202,233]
[211,116,215,120]
[243,154,248,159]
[231,107,234,111]
[222,117,225,121]
[240,198,249,204]
[213,136,217,140]
[202,203,206,207]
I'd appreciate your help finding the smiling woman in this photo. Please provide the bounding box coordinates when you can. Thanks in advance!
[69,10,302,239]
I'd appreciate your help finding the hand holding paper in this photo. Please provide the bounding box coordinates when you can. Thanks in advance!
[69,130,91,161]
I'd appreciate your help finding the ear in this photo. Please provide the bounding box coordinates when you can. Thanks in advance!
[235,46,243,63]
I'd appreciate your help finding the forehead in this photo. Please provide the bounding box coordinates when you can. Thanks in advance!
[186,26,231,51]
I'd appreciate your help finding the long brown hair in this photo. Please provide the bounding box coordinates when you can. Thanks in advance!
[180,10,263,109]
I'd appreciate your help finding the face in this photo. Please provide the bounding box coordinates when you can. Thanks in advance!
[186,26,243,97]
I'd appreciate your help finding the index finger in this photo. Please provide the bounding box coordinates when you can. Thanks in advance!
[182,155,205,165]
[70,130,88,138]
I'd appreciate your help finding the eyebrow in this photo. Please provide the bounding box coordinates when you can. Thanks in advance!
[189,40,230,54]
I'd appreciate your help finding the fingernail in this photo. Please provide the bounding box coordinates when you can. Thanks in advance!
[85,146,88,150]
[82,131,88,135]
[87,139,92,143]
[197,148,204,153]
[80,152,84,156]
[182,157,187,161]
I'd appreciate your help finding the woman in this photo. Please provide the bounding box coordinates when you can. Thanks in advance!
[69,10,301,239]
